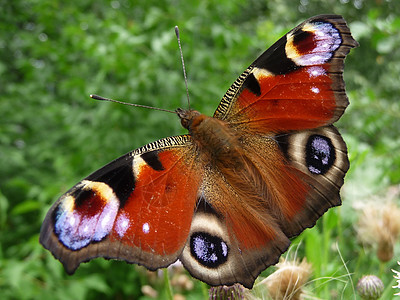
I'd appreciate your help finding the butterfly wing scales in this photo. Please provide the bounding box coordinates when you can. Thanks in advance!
[40,135,202,273]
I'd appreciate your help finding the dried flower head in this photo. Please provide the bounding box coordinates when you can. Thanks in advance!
[209,284,245,300]
[141,285,158,298]
[392,261,400,296]
[262,258,312,300]
[356,275,384,300]
[356,199,400,262]
[171,274,194,291]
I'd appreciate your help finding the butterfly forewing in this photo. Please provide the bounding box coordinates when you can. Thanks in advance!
[40,135,203,273]
[214,15,358,132]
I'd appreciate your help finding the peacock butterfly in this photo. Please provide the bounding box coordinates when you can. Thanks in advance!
[40,15,358,288]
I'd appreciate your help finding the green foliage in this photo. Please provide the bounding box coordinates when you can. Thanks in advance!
[1,0,400,299]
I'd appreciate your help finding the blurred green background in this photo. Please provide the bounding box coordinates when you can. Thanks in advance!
[1,0,400,299]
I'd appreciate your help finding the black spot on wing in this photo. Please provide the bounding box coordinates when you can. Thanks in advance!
[86,154,135,207]
[141,150,165,171]
[306,135,336,175]
[293,28,309,43]
[253,34,298,75]
[71,189,95,208]
[189,198,230,268]
[292,29,315,54]
[243,73,261,96]
[190,232,228,268]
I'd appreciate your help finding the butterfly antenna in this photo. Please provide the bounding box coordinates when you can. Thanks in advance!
[90,94,176,114]
[175,26,191,109]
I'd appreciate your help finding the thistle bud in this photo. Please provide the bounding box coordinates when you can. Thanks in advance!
[356,275,384,300]
[209,284,245,300]
[263,258,312,300]
[356,201,400,263]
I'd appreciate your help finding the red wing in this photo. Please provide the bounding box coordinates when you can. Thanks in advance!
[40,135,202,273]
[214,15,358,132]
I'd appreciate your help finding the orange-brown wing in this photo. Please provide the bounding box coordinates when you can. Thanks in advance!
[214,15,358,133]
[236,125,349,239]
[40,135,202,273]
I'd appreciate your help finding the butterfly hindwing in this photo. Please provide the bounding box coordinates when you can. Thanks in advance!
[274,125,349,236]
[40,135,202,273]
[180,172,291,288]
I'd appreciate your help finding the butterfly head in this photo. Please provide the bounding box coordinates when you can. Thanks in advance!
[176,108,202,131]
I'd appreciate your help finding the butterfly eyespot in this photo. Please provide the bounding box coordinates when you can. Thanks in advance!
[190,232,228,268]
[306,134,335,175]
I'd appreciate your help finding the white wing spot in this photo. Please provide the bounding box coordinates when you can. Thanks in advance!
[101,212,111,229]
[115,213,130,237]
[121,218,128,228]
[311,87,320,94]
[69,215,76,226]
[143,222,150,234]
[307,66,326,77]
